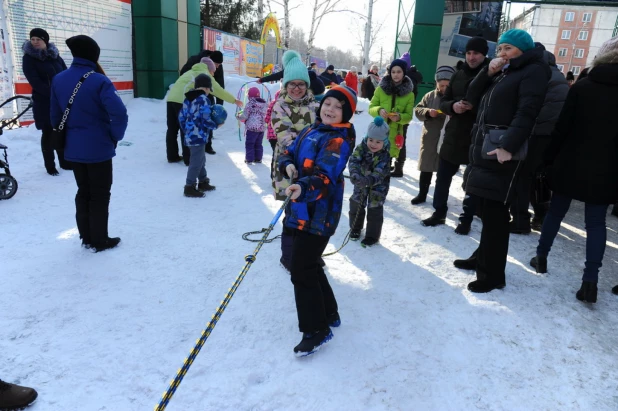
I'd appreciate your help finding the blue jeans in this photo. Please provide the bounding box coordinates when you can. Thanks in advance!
[186,145,207,185]
[537,192,609,283]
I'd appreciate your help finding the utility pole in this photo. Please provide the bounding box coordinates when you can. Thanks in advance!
[380,46,383,69]
[362,0,373,76]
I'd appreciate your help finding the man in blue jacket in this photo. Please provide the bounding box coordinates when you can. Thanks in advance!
[51,35,128,252]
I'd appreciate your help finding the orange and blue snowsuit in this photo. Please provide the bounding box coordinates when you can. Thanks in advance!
[277,121,356,237]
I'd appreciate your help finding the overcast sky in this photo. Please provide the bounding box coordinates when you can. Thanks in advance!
[265,1,534,65]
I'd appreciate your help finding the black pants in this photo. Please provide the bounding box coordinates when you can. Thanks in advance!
[290,231,338,332]
[165,102,188,162]
[41,126,67,170]
[475,197,511,285]
[510,136,552,227]
[72,160,113,246]
[350,200,384,239]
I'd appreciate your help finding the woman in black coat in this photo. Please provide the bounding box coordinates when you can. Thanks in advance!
[529,48,618,303]
[22,28,68,175]
[457,29,550,293]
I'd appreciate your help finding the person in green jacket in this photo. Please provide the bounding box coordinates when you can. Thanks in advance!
[368,58,415,177]
[165,57,242,164]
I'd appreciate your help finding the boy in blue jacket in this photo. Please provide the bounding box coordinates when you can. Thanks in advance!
[178,74,219,198]
[348,116,391,247]
[278,85,357,357]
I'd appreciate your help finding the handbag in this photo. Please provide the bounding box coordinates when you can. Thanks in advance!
[51,70,95,150]
[481,126,528,161]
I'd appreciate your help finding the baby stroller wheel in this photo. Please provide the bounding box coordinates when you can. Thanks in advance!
[0,173,18,200]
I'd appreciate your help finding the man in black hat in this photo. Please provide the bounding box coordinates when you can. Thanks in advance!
[319,64,340,86]
[421,37,490,234]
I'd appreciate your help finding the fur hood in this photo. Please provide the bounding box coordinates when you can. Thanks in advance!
[378,75,414,97]
[22,40,61,61]
[592,50,618,68]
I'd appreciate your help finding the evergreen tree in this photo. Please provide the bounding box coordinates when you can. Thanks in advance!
[201,0,261,40]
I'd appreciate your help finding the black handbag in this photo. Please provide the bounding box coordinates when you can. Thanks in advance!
[481,126,528,161]
[51,71,95,150]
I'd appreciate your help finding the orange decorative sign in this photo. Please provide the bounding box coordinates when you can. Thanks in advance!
[260,13,282,48]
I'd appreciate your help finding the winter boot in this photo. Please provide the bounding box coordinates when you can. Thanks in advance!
[411,171,432,205]
[46,165,59,176]
[92,237,121,253]
[421,213,446,227]
[350,230,361,241]
[576,281,598,303]
[530,255,547,274]
[184,184,205,198]
[509,221,531,235]
[0,379,38,410]
[327,312,341,328]
[467,279,505,293]
[454,221,471,235]
[293,328,333,357]
[454,251,477,270]
[168,155,183,163]
[531,216,545,231]
[612,285,618,295]
[361,237,379,247]
[390,160,404,178]
[197,179,216,192]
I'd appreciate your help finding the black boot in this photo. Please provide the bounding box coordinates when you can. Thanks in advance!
[530,255,547,274]
[576,281,598,303]
[467,279,505,293]
[612,285,618,295]
[454,250,477,270]
[41,127,59,175]
[454,221,471,235]
[421,213,446,227]
[184,184,205,198]
[92,237,121,253]
[411,171,432,205]
[197,179,216,192]
[327,312,341,327]
[364,206,383,244]
[0,379,38,410]
[293,328,333,357]
[361,237,379,247]
[531,216,544,231]
[390,160,404,178]
[350,230,361,241]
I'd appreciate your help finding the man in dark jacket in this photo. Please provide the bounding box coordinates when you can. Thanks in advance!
[421,37,490,231]
[406,65,423,97]
[510,48,568,233]
[180,50,224,154]
[22,28,68,175]
[319,65,340,86]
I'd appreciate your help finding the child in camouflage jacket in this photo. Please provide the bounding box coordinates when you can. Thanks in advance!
[348,116,391,247]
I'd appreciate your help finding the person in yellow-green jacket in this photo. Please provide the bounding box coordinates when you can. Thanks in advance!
[368,58,415,177]
[166,57,243,164]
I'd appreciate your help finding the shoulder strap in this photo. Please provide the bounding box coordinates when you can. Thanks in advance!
[57,70,95,131]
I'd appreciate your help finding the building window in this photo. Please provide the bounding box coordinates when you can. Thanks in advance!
[565,12,575,22]
[562,30,571,39]
[578,31,589,40]
[574,48,585,58]
[558,48,568,57]
[583,13,592,23]
[571,66,581,75]
[557,64,564,73]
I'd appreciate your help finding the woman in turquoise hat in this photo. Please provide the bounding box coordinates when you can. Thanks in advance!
[453,29,551,293]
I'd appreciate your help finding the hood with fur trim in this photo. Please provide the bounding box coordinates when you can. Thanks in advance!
[592,49,618,69]
[378,75,414,97]
[22,40,61,61]
[588,50,618,86]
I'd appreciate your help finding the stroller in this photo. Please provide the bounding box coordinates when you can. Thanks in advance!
[0,96,33,200]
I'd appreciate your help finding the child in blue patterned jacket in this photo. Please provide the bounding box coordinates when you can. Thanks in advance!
[278,85,357,357]
[178,74,220,198]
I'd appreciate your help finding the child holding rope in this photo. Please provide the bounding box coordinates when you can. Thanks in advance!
[278,85,357,356]
[348,116,391,247]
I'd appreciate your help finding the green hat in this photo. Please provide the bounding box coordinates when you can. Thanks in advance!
[282,50,310,88]
[498,29,535,53]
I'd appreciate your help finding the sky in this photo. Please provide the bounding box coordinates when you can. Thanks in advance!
[264,1,534,66]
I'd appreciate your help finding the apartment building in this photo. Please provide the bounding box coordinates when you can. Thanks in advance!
[510,4,618,76]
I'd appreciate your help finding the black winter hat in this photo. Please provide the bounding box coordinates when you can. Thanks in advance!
[327,64,335,71]
[66,35,100,63]
[466,37,489,56]
[29,28,49,45]
[209,50,223,64]
[389,58,408,73]
[194,73,212,90]
[308,70,325,96]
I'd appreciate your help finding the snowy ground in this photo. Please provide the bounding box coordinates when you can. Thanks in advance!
[2,76,618,411]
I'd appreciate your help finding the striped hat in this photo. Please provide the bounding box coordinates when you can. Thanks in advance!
[320,85,357,123]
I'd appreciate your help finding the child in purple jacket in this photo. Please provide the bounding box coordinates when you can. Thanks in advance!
[237,87,268,164]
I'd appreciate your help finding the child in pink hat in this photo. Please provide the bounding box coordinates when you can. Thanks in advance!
[237,87,268,164]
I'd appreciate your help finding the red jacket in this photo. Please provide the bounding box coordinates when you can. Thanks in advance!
[344,72,358,93]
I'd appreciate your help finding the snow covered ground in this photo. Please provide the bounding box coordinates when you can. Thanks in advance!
[2,76,618,411]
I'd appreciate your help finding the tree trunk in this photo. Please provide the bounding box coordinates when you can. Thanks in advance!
[283,0,290,50]
[307,0,319,62]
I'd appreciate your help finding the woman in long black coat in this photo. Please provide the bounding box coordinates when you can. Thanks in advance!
[22,28,68,175]
[530,48,618,303]
[456,29,550,293]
